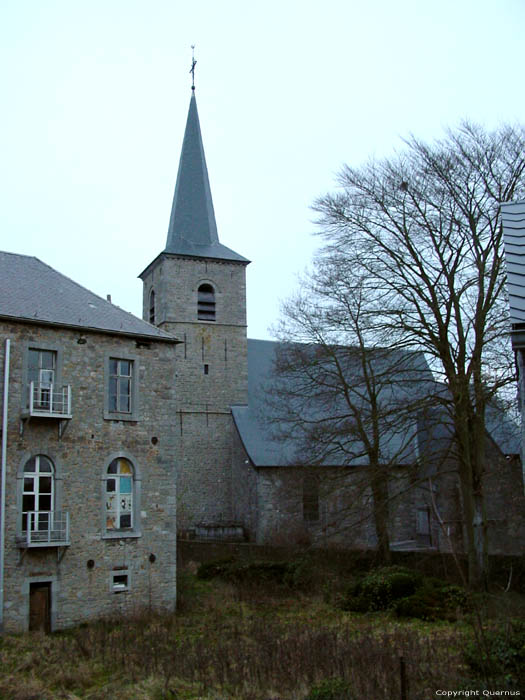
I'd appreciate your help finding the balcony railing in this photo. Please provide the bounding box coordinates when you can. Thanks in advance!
[19,511,70,548]
[27,382,72,418]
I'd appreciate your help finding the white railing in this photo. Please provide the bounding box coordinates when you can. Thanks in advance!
[28,382,72,417]
[22,510,70,546]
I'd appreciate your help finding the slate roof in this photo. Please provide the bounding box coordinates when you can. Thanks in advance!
[232,339,436,467]
[163,92,248,264]
[0,251,176,341]
[501,200,525,325]
[233,340,521,467]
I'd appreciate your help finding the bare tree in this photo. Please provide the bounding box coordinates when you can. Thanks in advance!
[271,267,437,563]
[310,122,525,587]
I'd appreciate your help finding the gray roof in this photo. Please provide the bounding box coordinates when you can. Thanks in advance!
[501,200,525,325]
[233,340,520,467]
[164,92,248,264]
[0,251,176,341]
[232,339,435,468]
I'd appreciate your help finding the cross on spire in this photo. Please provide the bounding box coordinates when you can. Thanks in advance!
[190,45,197,91]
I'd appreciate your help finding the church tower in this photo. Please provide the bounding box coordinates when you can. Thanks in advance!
[139,86,249,533]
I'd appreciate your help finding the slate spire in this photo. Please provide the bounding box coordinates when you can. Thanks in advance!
[164,92,248,263]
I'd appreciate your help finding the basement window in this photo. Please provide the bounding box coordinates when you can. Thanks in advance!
[111,569,129,593]
[197,284,216,321]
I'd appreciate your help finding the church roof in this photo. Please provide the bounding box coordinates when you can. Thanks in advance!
[0,251,176,342]
[232,339,520,468]
[232,339,434,468]
[163,91,248,264]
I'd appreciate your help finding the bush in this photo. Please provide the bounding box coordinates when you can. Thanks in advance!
[395,582,468,621]
[305,677,355,700]
[196,557,236,580]
[340,566,423,612]
[196,556,315,589]
[463,621,525,688]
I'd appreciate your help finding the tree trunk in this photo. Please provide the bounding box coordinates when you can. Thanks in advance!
[370,469,391,565]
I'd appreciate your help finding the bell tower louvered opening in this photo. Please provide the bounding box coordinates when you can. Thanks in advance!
[197,283,216,321]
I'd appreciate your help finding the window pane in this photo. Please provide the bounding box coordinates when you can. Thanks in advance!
[39,477,52,494]
[39,495,51,511]
[108,461,118,474]
[41,351,56,370]
[24,458,36,473]
[119,459,132,475]
[109,359,118,375]
[106,478,116,492]
[23,494,35,512]
[38,457,53,473]
[120,514,132,528]
[24,478,34,492]
[28,350,39,369]
[121,361,132,377]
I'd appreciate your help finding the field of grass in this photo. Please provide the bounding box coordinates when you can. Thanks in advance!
[0,557,524,699]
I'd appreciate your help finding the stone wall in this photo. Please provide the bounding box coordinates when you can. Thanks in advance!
[0,321,177,632]
[141,254,248,533]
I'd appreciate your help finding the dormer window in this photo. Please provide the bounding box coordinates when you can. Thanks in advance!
[197,284,216,321]
[149,289,156,325]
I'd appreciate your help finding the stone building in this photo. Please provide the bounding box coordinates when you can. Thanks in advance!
[0,252,178,633]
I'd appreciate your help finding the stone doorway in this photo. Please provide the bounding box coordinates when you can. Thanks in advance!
[29,582,51,633]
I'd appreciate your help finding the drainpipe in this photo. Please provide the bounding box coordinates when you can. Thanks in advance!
[0,339,11,633]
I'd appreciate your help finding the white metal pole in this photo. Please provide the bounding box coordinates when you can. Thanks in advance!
[0,339,11,633]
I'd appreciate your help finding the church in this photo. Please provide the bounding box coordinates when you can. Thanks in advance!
[139,86,524,554]
[1,85,524,632]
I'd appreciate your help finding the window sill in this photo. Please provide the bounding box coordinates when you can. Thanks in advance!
[102,532,141,540]
[103,412,139,422]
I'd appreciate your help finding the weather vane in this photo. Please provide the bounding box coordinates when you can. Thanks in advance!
[190,45,197,91]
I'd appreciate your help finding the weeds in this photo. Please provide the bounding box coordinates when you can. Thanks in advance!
[1,558,523,699]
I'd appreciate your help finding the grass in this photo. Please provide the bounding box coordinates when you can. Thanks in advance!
[0,558,523,699]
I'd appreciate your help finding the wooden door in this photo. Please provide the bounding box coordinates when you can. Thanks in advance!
[29,583,51,633]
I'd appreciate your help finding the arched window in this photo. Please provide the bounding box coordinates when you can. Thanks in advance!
[105,457,134,530]
[197,283,216,321]
[22,455,54,533]
[149,289,155,325]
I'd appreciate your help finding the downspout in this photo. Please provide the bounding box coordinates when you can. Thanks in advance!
[0,339,10,633]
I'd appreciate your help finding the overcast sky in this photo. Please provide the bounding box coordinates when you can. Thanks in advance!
[1,0,524,340]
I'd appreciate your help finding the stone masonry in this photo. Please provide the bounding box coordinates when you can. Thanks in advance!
[1,320,177,632]
[140,254,248,533]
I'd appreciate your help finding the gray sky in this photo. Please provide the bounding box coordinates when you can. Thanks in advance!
[1,0,524,340]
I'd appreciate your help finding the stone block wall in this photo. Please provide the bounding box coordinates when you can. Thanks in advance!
[141,254,248,534]
[0,321,177,632]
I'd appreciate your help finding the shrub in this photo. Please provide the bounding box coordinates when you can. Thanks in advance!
[196,556,315,590]
[305,677,355,700]
[463,621,525,688]
[340,566,423,612]
[395,582,468,621]
[196,557,235,580]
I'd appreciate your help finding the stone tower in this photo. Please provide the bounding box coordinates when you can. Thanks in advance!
[139,88,249,534]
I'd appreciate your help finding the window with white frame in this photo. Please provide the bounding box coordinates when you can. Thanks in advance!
[105,458,134,530]
[111,569,129,593]
[108,359,133,414]
[27,349,56,410]
[22,455,54,532]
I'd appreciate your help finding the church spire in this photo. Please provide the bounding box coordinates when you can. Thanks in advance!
[163,68,248,263]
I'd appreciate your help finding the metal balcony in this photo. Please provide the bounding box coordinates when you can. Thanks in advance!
[27,382,72,418]
[18,511,70,548]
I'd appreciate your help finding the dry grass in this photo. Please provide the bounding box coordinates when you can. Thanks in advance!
[0,563,522,700]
